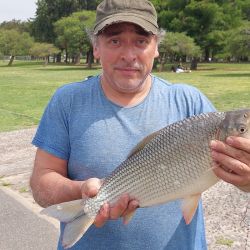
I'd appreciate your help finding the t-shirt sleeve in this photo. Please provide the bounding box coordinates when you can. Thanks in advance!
[193,88,216,114]
[32,88,70,160]
[174,84,216,116]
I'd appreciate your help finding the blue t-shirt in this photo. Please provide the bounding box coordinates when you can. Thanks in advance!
[33,75,215,250]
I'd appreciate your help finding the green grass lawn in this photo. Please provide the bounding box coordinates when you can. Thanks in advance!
[0,60,249,132]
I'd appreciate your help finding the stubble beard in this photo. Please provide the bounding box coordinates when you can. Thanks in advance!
[101,70,152,94]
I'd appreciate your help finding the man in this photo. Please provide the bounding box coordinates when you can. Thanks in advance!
[30,0,250,249]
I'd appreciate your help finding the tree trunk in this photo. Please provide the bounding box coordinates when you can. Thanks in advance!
[87,49,93,69]
[65,51,68,63]
[44,56,49,66]
[8,55,15,66]
[74,53,81,65]
[204,48,210,62]
[56,52,61,63]
[190,58,198,70]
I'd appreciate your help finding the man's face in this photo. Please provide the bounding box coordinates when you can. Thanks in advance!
[93,22,159,94]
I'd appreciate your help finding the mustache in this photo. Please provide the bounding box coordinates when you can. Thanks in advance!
[113,63,143,70]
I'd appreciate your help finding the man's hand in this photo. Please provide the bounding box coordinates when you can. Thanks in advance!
[210,136,250,192]
[81,178,139,227]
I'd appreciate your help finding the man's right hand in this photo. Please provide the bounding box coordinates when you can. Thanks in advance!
[81,178,139,227]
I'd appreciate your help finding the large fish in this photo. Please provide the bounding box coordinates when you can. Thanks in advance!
[41,109,250,248]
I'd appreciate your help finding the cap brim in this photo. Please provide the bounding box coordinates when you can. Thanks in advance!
[94,13,158,35]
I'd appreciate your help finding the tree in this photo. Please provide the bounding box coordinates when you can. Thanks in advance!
[32,0,101,43]
[226,23,250,61]
[155,0,245,61]
[54,10,95,66]
[158,32,201,71]
[0,20,32,34]
[30,42,60,65]
[0,29,34,66]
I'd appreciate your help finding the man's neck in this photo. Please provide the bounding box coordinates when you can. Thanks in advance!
[100,76,152,107]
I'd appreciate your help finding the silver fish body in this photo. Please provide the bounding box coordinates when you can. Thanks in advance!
[85,112,225,215]
[42,109,250,248]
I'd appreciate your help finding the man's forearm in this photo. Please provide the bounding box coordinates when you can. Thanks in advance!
[30,171,83,207]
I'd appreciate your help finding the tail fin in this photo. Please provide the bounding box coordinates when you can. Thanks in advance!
[41,199,95,248]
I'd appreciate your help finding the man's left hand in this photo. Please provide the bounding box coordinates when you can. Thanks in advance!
[210,136,250,192]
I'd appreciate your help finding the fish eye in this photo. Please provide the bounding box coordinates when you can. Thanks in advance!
[238,125,247,134]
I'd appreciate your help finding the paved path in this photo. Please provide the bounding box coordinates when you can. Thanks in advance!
[0,128,249,249]
[0,187,58,250]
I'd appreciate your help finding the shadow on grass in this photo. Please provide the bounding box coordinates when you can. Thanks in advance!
[206,73,250,78]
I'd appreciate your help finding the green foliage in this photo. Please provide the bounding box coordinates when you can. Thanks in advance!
[152,0,247,61]
[225,22,250,59]
[31,0,101,43]
[0,29,34,65]
[158,32,201,70]
[30,43,60,64]
[0,30,33,56]
[0,0,248,63]
[0,20,32,34]
[54,10,95,63]
[236,0,250,21]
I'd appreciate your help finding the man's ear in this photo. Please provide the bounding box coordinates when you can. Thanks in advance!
[154,47,159,58]
[153,37,159,58]
[93,43,100,59]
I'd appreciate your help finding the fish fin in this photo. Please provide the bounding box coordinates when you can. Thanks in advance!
[41,199,95,248]
[41,199,85,223]
[123,210,136,225]
[62,214,95,249]
[128,131,160,157]
[181,194,201,225]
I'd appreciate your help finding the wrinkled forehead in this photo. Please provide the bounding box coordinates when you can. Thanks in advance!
[98,22,153,37]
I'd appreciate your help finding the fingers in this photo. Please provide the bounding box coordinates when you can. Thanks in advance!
[226,136,250,153]
[94,194,139,228]
[211,150,249,176]
[211,137,250,165]
[94,203,110,228]
[122,199,140,217]
[81,178,103,198]
[122,199,140,225]
[212,161,246,186]
[210,137,250,187]
[109,194,130,219]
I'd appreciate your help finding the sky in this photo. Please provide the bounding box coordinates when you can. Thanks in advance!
[0,0,37,23]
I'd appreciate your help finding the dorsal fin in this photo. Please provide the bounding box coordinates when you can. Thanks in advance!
[128,131,160,158]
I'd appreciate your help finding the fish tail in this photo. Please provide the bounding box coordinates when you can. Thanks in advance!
[41,199,95,249]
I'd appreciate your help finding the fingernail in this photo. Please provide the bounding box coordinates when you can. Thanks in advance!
[226,137,233,145]
[210,140,217,149]
[131,200,139,209]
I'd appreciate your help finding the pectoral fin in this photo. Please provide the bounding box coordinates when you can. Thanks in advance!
[181,194,201,225]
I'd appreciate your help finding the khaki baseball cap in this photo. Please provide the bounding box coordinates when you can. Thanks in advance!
[93,0,158,35]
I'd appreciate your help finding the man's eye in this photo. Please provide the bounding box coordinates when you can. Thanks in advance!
[111,39,119,45]
[137,39,148,45]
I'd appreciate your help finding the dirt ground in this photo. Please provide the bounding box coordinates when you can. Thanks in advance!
[0,128,249,249]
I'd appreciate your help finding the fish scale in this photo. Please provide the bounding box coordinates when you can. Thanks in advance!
[41,109,250,248]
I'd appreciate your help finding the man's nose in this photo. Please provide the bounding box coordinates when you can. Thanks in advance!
[121,45,137,62]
